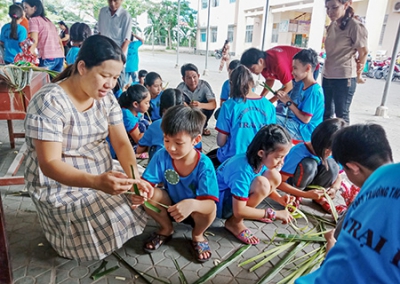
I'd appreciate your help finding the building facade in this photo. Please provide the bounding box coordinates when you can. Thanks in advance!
[196,0,399,59]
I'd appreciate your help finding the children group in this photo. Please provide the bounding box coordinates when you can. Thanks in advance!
[113,48,356,263]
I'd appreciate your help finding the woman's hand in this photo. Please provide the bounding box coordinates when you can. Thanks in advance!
[168,199,193,223]
[94,171,136,195]
[129,179,155,209]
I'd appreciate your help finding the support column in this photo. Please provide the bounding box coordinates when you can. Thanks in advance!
[365,0,389,58]
[308,0,326,53]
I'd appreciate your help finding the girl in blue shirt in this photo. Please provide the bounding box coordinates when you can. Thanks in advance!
[278,118,347,214]
[217,125,294,245]
[144,72,163,121]
[65,22,91,65]
[0,5,27,64]
[208,65,276,168]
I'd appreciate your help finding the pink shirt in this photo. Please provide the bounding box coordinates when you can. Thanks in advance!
[29,17,64,59]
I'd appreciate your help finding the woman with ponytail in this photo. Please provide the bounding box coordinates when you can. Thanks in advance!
[0,4,27,64]
[24,35,152,261]
[323,0,368,124]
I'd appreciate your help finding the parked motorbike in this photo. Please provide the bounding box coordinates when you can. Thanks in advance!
[383,64,400,81]
[374,59,391,79]
[214,49,222,60]
[369,60,387,78]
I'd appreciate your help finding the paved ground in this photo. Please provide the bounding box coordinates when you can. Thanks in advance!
[1,51,400,284]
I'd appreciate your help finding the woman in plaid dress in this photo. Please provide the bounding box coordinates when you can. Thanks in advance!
[24,35,152,261]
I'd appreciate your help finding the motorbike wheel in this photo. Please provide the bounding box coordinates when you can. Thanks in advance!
[215,53,222,60]
[375,71,384,80]
[366,67,375,78]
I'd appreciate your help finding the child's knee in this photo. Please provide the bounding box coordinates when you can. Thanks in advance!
[251,176,272,197]
[262,169,282,189]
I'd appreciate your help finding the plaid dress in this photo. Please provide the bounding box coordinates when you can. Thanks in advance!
[24,83,147,261]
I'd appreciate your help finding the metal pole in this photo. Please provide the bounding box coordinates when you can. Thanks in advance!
[375,21,400,117]
[151,26,154,56]
[203,0,211,75]
[261,0,270,51]
[175,0,181,68]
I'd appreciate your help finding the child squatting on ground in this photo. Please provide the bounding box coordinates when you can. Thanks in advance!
[135,105,219,262]
[216,124,295,245]
[278,118,347,214]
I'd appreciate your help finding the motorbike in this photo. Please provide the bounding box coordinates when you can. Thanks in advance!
[374,59,391,79]
[214,49,222,60]
[383,64,400,81]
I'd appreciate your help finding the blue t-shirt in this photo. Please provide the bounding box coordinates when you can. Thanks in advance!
[0,23,27,63]
[125,40,142,72]
[293,83,324,142]
[216,97,276,163]
[280,143,322,176]
[216,153,266,218]
[149,92,162,121]
[142,148,219,205]
[138,118,202,154]
[220,79,230,102]
[296,163,400,284]
[66,46,80,65]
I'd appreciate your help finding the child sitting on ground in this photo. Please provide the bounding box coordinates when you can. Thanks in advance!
[66,22,91,65]
[144,72,163,122]
[214,59,240,120]
[136,88,202,161]
[324,123,393,252]
[216,124,294,245]
[108,84,151,159]
[207,65,276,168]
[275,48,324,142]
[278,118,347,214]
[138,105,219,262]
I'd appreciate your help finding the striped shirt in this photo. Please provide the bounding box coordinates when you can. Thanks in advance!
[24,83,147,261]
[29,17,64,59]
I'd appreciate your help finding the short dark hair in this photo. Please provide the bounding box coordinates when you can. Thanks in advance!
[311,118,347,166]
[138,69,148,78]
[240,48,266,68]
[246,124,292,170]
[161,105,205,139]
[53,35,126,83]
[293,48,319,70]
[228,59,240,71]
[144,72,162,87]
[332,124,393,171]
[69,22,91,43]
[118,84,149,109]
[181,63,199,77]
[229,65,254,101]
[159,88,183,117]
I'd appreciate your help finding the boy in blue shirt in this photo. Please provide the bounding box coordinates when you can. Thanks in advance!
[139,105,218,262]
[125,33,144,84]
[275,48,324,142]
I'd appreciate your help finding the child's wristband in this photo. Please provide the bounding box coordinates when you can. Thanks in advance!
[265,208,276,221]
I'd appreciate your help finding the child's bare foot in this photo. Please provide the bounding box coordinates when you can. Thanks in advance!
[225,218,259,245]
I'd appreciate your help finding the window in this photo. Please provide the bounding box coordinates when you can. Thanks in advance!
[271,23,279,43]
[230,0,236,3]
[245,25,253,43]
[202,0,207,9]
[211,27,218,42]
[200,29,206,42]
[212,0,219,7]
[227,25,234,43]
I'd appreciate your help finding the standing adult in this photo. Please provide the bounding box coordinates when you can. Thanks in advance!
[323,0,368,123]
[219,39,230,72]
[125,32,144,84]
[97,0,132,89]
[58,21,70,56]
[22,0,64,72]
[24,35,151,261]
[241,46,319,120]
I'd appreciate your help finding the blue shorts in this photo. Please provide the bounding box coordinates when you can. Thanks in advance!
[276,115,302,140]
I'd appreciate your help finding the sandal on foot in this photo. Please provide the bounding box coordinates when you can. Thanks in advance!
[143,232,172,253]
[314,198,347,215]
[258,218,273,224]
[191,240,212,263]
[202,128,211,136]
[226,228,260,245]
[136,152,149,159]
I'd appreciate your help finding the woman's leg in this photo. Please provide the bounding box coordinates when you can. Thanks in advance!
[333,78,356,124]
[322,78,335,121]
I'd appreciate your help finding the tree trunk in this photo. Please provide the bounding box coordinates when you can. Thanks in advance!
[167,28,172,49]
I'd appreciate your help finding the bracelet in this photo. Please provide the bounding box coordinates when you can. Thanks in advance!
[265,208,276,221]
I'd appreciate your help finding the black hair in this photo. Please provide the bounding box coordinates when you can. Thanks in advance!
[222,39,229,51]
[293,48,319,71]
[138,69,148,78]
[325,0,354,30]
[159,88,183,117]
[8,4,23,40]
[332,124,393,171]
[311,118,347,167]
[246,124,292,171]
[180,63,199,77]
[118,84,149,109]
[69,22,92,43]
[228,59,240,71]
[240,48,267,68]
[52,35,126,83]
[58,21,68,29]
[22,0,47,20]
[229,65,254,101]
[161,105,206,139]
[144,72,162,87]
